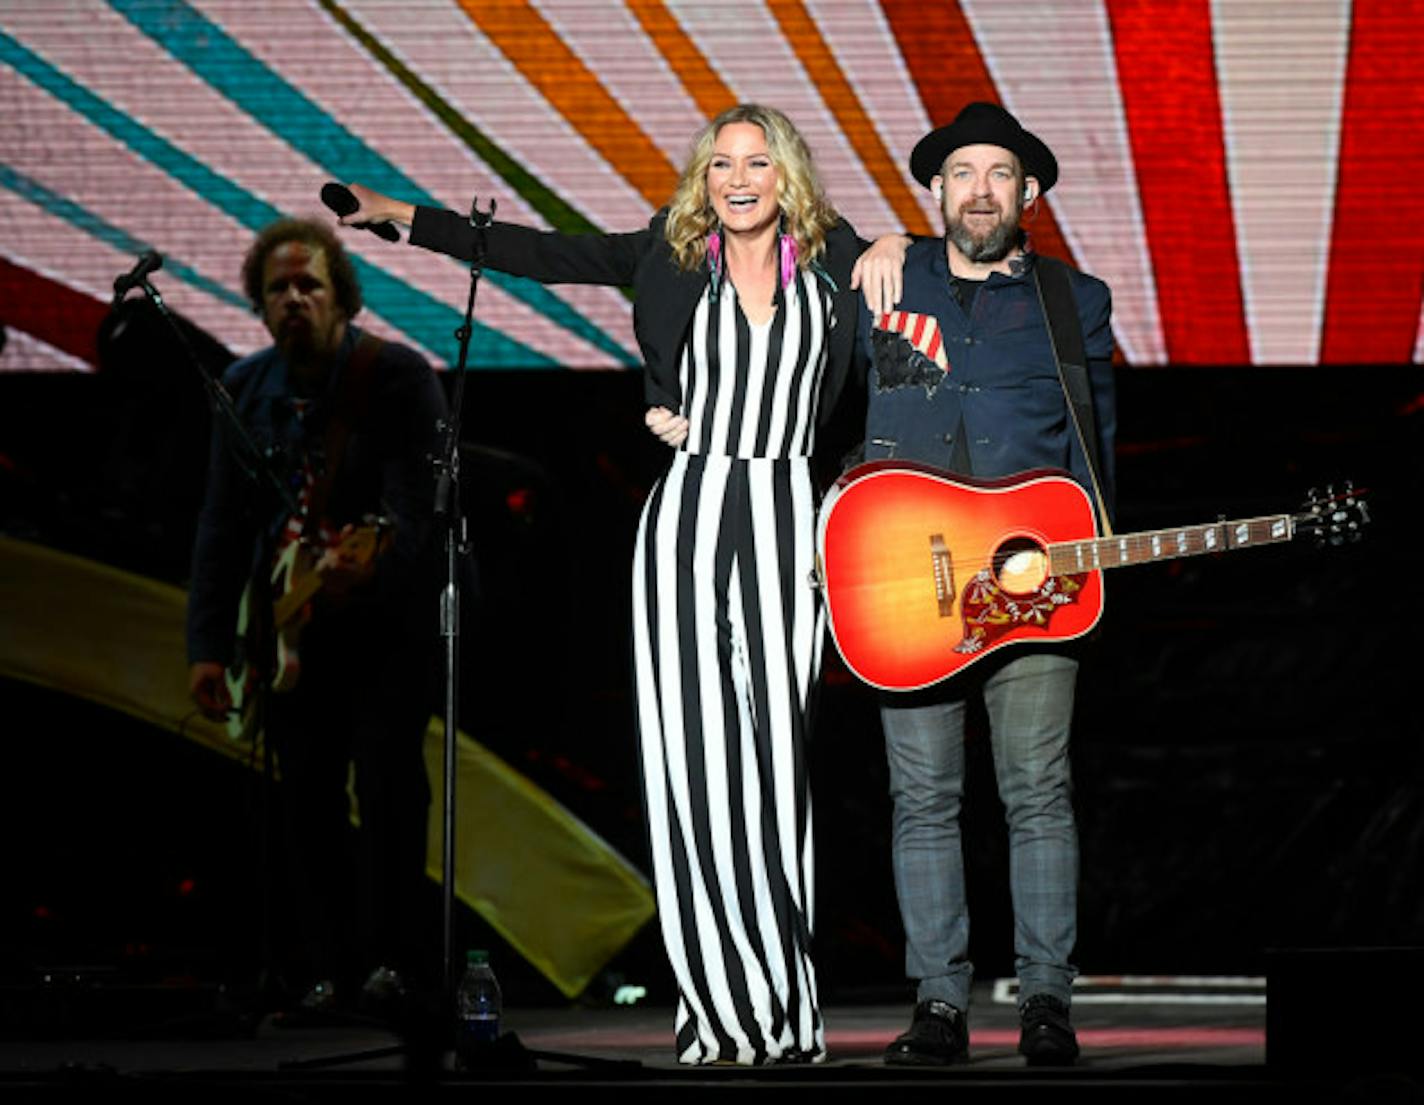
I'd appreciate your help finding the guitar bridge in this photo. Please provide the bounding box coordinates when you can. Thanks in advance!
[930,534,954,618]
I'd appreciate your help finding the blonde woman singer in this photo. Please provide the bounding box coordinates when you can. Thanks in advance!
[338,104,905,1064]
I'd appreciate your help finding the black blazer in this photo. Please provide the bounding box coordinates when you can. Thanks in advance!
[409,206,869,434]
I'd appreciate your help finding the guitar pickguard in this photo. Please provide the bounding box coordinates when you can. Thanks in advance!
[954,569,1087,655]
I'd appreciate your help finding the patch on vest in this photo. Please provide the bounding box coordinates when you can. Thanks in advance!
[872,311,949,397]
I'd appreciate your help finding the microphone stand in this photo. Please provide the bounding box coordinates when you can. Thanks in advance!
[434,194,492,1015]
[413,198,640,1078]
[132,277,297,520]
[125,270,298,1029]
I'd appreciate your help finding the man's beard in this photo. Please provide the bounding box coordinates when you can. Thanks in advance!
[275,317,335,368]
[276,329,313,362]
[945,203,1023,263]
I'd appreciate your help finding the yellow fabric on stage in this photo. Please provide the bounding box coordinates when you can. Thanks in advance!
[0,534,654,998]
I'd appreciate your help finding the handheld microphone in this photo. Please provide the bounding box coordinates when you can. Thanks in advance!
[112,250,164,307]
[321,182,400,242]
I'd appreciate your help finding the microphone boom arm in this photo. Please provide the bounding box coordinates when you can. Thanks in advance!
[119,256,297,517]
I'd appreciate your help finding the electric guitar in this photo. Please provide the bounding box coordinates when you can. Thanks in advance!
[814,462,1368,692]
[224,519,393,740]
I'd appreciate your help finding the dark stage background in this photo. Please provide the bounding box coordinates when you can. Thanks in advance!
[0,315,1419,1012]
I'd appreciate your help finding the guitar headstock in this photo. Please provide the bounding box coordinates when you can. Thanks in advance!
[1296,482,1370,547]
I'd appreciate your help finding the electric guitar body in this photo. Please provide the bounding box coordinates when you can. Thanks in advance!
[224,520,392,739]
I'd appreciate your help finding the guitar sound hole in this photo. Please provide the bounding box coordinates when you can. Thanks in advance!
[993,537,1049,596]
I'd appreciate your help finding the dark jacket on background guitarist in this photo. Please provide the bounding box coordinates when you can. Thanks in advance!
[186,217,446,1016]
[186,324,444,668]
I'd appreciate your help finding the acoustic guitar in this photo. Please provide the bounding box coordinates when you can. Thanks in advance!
[815,462,1368,692]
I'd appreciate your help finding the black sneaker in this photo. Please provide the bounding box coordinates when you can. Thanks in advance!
[884,999,969,1066]
[1018,993,1079,1066]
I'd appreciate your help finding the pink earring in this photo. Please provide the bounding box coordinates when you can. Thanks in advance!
[779,227,797,290]
[706,226,723,300]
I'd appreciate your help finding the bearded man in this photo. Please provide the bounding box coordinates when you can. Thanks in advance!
[187,218,446,1023]
[860,102,1116,1067]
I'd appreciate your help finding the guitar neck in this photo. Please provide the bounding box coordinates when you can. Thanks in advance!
[1048,512,1296,574]
[273,570,325,627]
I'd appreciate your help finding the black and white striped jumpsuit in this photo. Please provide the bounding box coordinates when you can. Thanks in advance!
[632,267,833,1065]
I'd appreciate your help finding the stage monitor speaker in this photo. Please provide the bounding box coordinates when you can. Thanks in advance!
[1267,946,1424,1073]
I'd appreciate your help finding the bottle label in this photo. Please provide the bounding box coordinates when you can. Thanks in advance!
[458,1013,500,1047]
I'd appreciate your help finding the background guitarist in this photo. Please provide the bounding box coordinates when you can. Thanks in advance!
[863,103,1116,1069]
[186,217,447,1023]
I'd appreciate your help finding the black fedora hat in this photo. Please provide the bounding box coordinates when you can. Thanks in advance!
[909,101,1058,194]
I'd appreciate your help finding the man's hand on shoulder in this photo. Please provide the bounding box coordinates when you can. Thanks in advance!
[851,234,912,317]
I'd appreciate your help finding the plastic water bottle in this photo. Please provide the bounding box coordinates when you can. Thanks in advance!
[455,949,502,1067]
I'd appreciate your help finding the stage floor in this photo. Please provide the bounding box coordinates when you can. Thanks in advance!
[5,975,1402,1101]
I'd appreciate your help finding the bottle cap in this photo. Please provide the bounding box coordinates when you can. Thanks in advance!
[467,949,489,964]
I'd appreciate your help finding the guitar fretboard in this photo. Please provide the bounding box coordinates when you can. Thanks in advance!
[1048,514,1295,574]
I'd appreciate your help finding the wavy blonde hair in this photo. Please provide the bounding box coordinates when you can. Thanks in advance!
[664,104,839,272]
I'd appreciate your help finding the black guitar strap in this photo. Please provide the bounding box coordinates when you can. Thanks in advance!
[301,330,385,542]
[1032,256,1114,536]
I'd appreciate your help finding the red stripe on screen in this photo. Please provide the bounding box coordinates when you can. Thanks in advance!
[1107,0,1249,364]
[0,257,104,368]
[1320,4,1424,364]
